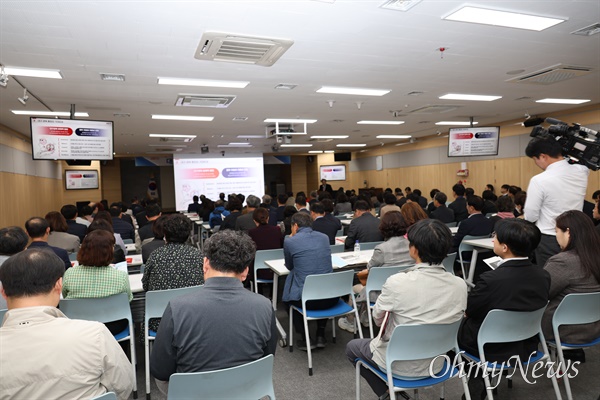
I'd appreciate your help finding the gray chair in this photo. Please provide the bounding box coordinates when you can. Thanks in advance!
[91,392,117,400]
[442,252,457,275]
[358,241,383,251]
[0,309,7,326]
[253,248,284,295]
[330,243,345,254]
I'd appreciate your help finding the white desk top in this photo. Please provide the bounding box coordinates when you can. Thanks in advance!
[450,227,459,234]
[129,273,143,293]
[265,249,374,276]
[126,254,143,266]
[461,237,494,250]
[341,219,352,226]
[125,243,137,253]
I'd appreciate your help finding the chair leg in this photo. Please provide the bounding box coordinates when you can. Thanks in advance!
[351,294,364,339]
[303,314,313,376]
[367,302,374,338]
[289,309,294,353]
[332,317,337,344]
[355,361,362,400]
[129,321,138,399]
[145,335,151,400]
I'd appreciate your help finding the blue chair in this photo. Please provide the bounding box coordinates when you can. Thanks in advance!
[356,320,470,400]
[442,252,457,275]
[0,309,7,326]
[358,241,383,251]
[167,354,275,400]
[145,286,204,400]
[253,248,284,296]
[365,265,413,338]
[457,235,489,288]
[548,292,600,400]
[68,252,78,262]
[330,243,345,254]
[460,307,562,400]
[122,238,134,244]
[91,392,117,400]
[59,293,138,399]
[289,270,363,375]
[335,228,344,237]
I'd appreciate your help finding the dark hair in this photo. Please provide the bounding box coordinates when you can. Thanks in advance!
[407,193,420,203]
[593,190,600,201]
[514,192,527,208]
[384,192,397,205]
[482,190,495,201]
[401,202,428,227]
[109,206,121,217]
[501,184,511,191]
[413,189,422,197]
[509,186,522,196]
[227,197,242,212]
[295,195,307,207]
[0,249,65,297]
[336,192,349,203]
[354,200,370,211]
[467,195,484,212]
[318,192,332,201]
[465,187,475,198]
[60,204,78,220]
[246,195,260,208]
[379,211,408,240]
[80,205,93,217]
[77,229,115,267]
[291,212,312,228]
[146,203,161,218]
[163,214,191,243]
[405,187,411,193]
[525,137,563,158]
[152,215,167,239]
[407,219,452,265]
[494,219,541,257]
[94,210,113,227]
[252,207,270,225]
[25,217,50,238]
[496,195,516,212]
[434,192,447,205]
[45,211,68,232]
[452,184,466,196]
[283,205,297,218]
[87,219,114,235]
[310,202,325,215]
[486,184,495,193]
[0,226,28,255]
[555,210,600,281]
[321,198,334,213]
[204,230,256,274]
[429,189,440,199]
[277,193,288,205]
[193,195,199,203]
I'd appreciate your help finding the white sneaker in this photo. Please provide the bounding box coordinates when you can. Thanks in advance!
[338,317,355,333]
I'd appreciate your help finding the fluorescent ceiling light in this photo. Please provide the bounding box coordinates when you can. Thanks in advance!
[157,77,249,88]
[443,6,565,31]
[264,118,317,123]
[439,93,501,101]
[237,135,264,138]
[536,98,590,104]
[148,144,187,147]
[11,110,89,117]
[280,144,313,148]
[337,144,367,147]
[324,150,335,153]
[357,121,404,125]
[217,143,253,148]
[4,67,62,79]
[310,135,349,139]
[227,142,252,146]
[308,151,324,154]
[149,134,197,138]
[316,86,390,96]
[435,121,479,126]
[376,135,412,139]
[152,115,214,121]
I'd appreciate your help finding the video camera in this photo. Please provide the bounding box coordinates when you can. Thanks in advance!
[530,117,600,171]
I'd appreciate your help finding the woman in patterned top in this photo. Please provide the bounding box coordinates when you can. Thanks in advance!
[62,229,132,334]
[142,214,204,332]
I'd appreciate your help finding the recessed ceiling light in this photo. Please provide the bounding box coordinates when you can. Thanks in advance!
[148,144,187,148]
[237,135,263,138]
[310,135,349,139]
[3,67,62,79]
[11,110,89,117]
[264,118,317,123]
[439,93,501,101]
[316,86,391,96]
[232,117,249,121]
[376,135,412,139]
[280,144,313,148]
[443,6,565,31]
[152,115,214,121]
[435,121,479,126]
[274,83,298,90]
[337,144,367,147]
[157,77,249,88]
[308,150,324,154]
[535,98,591,104]
[380,0,423,12]
[357,120,405,125]
[227,142,252,146]
[149,134,197,138]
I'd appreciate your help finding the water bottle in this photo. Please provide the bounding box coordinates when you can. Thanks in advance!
[354,240,360,257]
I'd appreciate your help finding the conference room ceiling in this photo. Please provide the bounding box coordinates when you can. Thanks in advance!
[0,0,599,157]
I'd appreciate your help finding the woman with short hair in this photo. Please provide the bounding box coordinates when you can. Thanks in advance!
[45,211,80,253]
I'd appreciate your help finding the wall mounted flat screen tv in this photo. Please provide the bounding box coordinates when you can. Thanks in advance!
[334,152,352,162]
[30,117,114,160]
[448,126,500,157]
[320,164,346,181]
[65,170,99,190]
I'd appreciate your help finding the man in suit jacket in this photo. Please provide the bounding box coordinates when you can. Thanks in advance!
[450,195,495,254]
[60,204,88,242]
[429,192,455,223]
[24,217,71,270]
[109,206,135,241]
[275,194,288,222]
[311,202,341,245]
[235,195,261,232]
[319,179,333,194]
[448,183,468,223]
[344,200,383,250]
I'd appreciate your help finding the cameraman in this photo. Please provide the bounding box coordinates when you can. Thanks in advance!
[524,137,589,267]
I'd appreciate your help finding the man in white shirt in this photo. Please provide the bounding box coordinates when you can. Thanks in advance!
[524,137,589,267]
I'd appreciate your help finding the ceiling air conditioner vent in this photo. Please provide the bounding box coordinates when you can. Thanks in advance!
[175,94,236,108]
[409,105,460,114]
[195,32,294,67]
[159,137,195,143]
[507,64,593,85]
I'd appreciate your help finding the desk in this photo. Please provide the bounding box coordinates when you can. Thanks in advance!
[341,219,353,226]
[461,237,494,287]
[126,254,143,267]
[125,243,137,253]
[450,227,458,235]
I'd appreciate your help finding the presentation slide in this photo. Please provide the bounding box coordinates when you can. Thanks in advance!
[30,118,114,160]
[448,126,500,157]
[65,170,99,190]
[173,155,265,211]
[320,165,346,181]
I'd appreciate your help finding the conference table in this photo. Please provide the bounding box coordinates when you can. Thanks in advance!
[461,237,494,287]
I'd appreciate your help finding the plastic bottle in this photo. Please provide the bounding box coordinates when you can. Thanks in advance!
[354,240,360,257]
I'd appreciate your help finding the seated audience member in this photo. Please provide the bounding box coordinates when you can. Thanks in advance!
[81,204,96,224]
[62,230,132,335]
[200,197,214,223]
[500,184,510,197]
[514,191,527,218]
[118,202,134,227]
[458,219,550,397]
[485,184,497,201]
[76,204,92,227]
[489,195,516,229]
[426,189,440,214]
[235,195,261,231]
[94,211,127,254]
[187,195,200,213]
[0,249,133,399]
[595,200,600,234]
[150,230,277,393]
[344,200,383,250]
[248,207,284,285]
[45,211,80,253]
[25,217,71,270]
[220,197,242,231]
[308,191,319,207]
[449,183,468,223]
[275,194,288,222]
[142,214,204,332]
[481,190,498,215]
[0,226,28,267]
[138,203,162,242]
[86,220,126,264]
[334,192,353,215]
[311,202,342,245]
[379,192,401,218]
[400,202,429,228]
[209,199,230,229]
[283,205,298,236]
[346,219,467,398]
[508,185,522,198]
[295,194,310,214]
[131,197,143,217]
[109,206,135,241]
[60,204,88,242]
[142,215,167,264]
[283,213,336,350]
[541,211,600,347]
[450,195,494,254]
[429,191,455,223]
[412,189,428,209]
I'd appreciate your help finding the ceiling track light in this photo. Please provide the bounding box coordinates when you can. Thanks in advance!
[0,66,8,87]
[18,88,29,105]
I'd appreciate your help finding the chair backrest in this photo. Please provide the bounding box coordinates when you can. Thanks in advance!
[302,270,354,303]
[442,253,457,274]
[365,266,411,300]
[91,392,118,400]
[122,238,134,244]
[552,292,600,329]
[359,241,383,251]
[59,293,132,324]
[68,252,78,261]
[167,354,275,400]
[0,309,7,326]
[254,248,284,275]
[330,243,345,254]
[145,286,204,324]
[445,221,457,228]
[335,228,344,237]
[477,307,547,354]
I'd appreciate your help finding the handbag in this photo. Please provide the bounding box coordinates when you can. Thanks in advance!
[357,268,369,286]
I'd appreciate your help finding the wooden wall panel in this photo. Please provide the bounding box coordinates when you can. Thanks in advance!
[290,156,308,195]
[101,159,122,204]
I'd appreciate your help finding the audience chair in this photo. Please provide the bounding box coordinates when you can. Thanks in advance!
[145,286,204,400]
[253,248,284,297]
[0,309,7,326]
[460,307,562,400]
[59,293,138,399]
[457,235,489,288]
[336,227,344,237]
[122,238,134,244]
[356,320,470,400]
[167,354,275,400]
[445,221,458,228]
[289,270,363,376]
[330,243,345,254]
[68,252,78,262]
[358,241,383,251]
[548,292,600,400]
[442,253,457,275]
[91,392,118,400]
[365,265,413,338]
